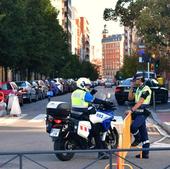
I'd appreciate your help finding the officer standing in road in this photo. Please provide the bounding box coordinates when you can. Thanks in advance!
[71,77,112,160]
[128,73,152,159]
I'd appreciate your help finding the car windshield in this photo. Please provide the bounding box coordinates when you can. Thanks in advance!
[121,79,132,85]
[16,82,26,87]
[137,72,156,79]
[0,83,12,90]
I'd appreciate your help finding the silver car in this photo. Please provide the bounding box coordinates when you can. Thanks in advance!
[15,81,38,103]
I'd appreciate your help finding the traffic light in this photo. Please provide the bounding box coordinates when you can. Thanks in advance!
[154,59,160,73]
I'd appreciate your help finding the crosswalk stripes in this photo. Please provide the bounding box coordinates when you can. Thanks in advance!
[0,114,161,135]
[28,114,46,122]
[0,114,27,125]
[0,114,46,125]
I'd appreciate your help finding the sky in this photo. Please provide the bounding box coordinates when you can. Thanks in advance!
[72,0,124,58]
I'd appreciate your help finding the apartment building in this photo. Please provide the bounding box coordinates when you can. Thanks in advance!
[50,0,72,50]
[102,32,124,79]
[74,17,90,61]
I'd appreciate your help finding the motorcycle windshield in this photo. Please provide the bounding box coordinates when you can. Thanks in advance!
[95,91,112,101]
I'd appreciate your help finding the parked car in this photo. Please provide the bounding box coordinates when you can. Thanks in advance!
[29,80,43,100]
[35,80,48,99]
[15,81,37,103]
[0,81,24,106]
[46,80,59,96]
[115,78,133,105]
[115,78,168,105]
[53,78,64,94]
[104,80,114,88]
[67,79,76,92]
[136,71,157,79]
[145,79,168,104]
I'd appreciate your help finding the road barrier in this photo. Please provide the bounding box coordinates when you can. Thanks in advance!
[105,112,132,169]
[0,148,170,169]
[7,94,21,116]
[105,112,142,169]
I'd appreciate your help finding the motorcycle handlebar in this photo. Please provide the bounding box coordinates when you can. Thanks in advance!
[95,103,117,111]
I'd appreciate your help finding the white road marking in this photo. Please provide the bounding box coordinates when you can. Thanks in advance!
[151,142,170,147]
[0,114,27,125]
[156,109,170,112]
[164,122,170,125]
[28,114,46,122]
[152,136,170,148]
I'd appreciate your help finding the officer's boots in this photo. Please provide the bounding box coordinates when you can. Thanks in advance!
[136,143,150,159]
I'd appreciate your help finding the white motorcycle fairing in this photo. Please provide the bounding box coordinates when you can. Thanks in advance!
[89,111,111,124]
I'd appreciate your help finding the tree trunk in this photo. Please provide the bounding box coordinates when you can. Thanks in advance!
[4,67,8,81]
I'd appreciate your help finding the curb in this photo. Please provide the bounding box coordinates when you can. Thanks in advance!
[150,109,170,135]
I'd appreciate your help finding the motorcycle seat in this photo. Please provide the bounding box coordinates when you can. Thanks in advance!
[70,110,83,119]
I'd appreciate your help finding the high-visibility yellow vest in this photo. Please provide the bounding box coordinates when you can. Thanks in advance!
[135,85,152,105]
[71,89,89,109]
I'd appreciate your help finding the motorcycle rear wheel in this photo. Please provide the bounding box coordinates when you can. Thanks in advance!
[54,138,75,161]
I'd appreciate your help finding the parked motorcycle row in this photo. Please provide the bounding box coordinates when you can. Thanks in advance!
[0,78,77,106]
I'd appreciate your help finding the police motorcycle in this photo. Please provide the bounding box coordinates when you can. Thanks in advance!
[46,94,119,161]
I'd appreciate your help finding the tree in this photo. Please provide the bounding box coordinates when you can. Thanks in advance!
[103,0,170,50]
[0,0,71,80]
[0,0,27,80]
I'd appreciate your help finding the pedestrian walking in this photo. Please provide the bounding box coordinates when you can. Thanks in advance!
[128,73,152,159]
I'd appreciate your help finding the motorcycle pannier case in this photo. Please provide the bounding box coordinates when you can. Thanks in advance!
[46,101,70,119]
[77,121,92,139]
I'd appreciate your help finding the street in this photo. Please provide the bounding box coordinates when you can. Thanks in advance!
[0,86,170,169]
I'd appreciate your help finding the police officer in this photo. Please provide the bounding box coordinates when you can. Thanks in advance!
[71,77,112,160]
[128,73,152,159]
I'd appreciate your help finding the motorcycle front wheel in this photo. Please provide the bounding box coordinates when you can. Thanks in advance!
[105,127,119,149]
[54,138,75,161]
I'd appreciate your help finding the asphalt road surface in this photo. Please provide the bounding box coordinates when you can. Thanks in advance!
[0,86,170,169]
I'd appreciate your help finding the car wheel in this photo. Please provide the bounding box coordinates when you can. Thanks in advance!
[33,94,38,102]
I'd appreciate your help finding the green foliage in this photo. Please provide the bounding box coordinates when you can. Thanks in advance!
[120,55,138,78]
[80,61,99,80]
[103,0,170,49]
[0,0,98,80]
[119,54,150,78]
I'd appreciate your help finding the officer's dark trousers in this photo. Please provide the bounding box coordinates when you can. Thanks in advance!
[92,123,106,149]
[131,114,150,155]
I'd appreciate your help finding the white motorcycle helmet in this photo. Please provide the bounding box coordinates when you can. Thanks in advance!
[76,77,92,91]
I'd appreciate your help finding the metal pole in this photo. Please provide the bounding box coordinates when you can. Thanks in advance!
[109,151,112,169]
[153,90,156,113]
[19,154,22,169]
[147,62,150,79]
